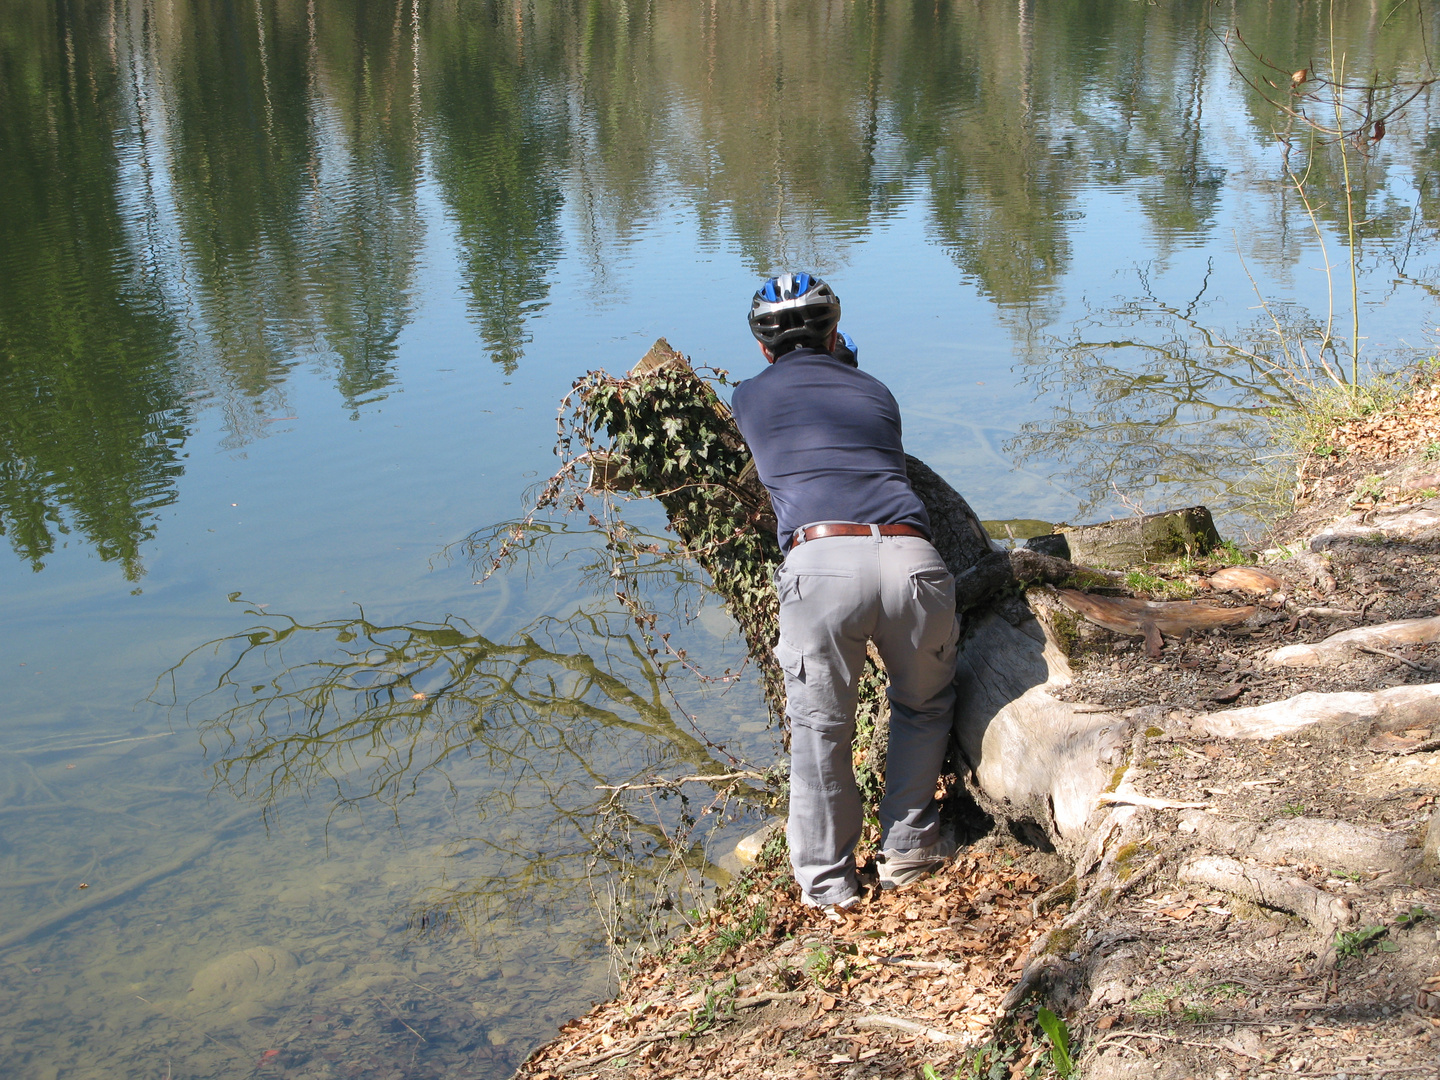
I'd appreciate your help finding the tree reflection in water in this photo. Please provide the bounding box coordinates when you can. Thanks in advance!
[1004,266,1423,532]
[155,585,769,955]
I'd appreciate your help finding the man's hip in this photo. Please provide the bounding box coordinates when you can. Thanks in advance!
[773,532,957,724]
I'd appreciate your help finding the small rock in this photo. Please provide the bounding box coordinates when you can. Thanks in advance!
[734,820,784,865]
[188,946,298,1007]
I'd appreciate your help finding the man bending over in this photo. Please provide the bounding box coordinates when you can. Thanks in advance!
[729,272,960,911]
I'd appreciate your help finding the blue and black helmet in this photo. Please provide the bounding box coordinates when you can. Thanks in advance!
[748,272,841,356]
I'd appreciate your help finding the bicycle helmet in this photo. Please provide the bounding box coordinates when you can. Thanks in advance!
[747,272,841,356]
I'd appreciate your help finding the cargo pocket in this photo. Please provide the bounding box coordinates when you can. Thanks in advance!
[773,638,805,683]
[909,566,956,606]
[909,566,958,659]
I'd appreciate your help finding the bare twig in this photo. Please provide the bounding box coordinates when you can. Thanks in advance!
[595,771,765,792]
[1294,607,1361,619]
[1358,645,1438,673]
[737,990,809,1008]
[877,957,965,974]
[375,996,426,1043]
[1098,789,1209,811]
[851,1014,970,1044]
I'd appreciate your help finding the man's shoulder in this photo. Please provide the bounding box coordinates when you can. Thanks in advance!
[733,351,895,407]
[730,367,767,407]
[731,359,790,404]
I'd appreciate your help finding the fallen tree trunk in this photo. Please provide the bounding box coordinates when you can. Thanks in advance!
[1056,505,1223,568]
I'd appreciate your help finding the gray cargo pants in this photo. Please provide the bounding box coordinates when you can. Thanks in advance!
[773,529,959,904]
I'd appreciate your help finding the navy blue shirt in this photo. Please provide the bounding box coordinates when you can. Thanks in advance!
[730,348,930,550]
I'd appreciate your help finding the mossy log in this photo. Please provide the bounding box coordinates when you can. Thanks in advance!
[1054,505,1222,569]
[581,341,1138,856]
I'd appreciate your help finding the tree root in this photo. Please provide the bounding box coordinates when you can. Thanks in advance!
[1266,616,1440,668]
[1001,831,1166,1014]
[1310,504,1440,549]
[1192,682,1440,740]
[1176,856,1355,934]
[1178,812,1412,878]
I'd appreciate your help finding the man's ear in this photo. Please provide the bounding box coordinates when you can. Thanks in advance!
[759,342,776,364]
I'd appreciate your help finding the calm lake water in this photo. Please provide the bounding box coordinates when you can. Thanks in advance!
[2,0,1437,1075]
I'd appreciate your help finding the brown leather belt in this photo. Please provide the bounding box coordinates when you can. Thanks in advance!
[790,522,928,547]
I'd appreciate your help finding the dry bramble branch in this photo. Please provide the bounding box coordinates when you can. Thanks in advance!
[1219,24,1435,147]
[1218,10,1438,385]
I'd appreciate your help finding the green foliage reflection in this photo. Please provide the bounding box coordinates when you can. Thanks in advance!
[427,0,566,373]
[0,0,189,579]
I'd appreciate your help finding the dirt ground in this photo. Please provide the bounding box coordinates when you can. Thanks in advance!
[512,389,1440,1080]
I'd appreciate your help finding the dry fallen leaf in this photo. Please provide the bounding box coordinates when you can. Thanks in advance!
[1159,905,1197,921]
